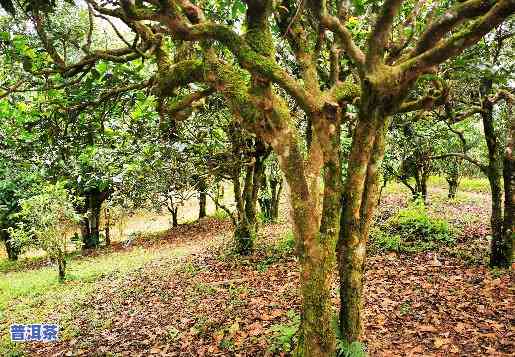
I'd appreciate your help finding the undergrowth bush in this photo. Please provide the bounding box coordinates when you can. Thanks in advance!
[371,200,454,253]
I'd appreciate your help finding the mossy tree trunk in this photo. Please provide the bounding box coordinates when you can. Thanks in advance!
[289,108,342,356]
[339,96,389,341]
[480,81,512,268]
[231,136,268,255]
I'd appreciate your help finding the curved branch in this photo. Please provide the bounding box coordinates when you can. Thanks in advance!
[319,15,365,68]
[401,0,515,77]
[430,153,488,173]
[410,0,495,57]
[366,0,405,69]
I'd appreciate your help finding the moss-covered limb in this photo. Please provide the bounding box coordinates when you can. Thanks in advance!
[276,0,320,96]
[359,119,388,241]
[365,0,404,70]
[430,153,488,173]
[317,7,365,68]
[400,0,515,79]
[410,0,497,57]
[162,88,214,117]
[326,81,361,103]
[156,59,205,97]
[397,87,448,113]
[167,21,320,113]
[33,12,66,68]
[245,0,274,56]
[312,104,344,243]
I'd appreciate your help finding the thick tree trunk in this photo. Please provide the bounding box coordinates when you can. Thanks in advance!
[338,105,388,342]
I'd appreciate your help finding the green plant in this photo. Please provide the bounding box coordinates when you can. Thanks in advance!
[275,230,295,255]
[212,209,230,221]
[8,183,81,281]
[371,200,455,253]
[267,309,300,353]
[334,315,366,357]
[336,340,367,357]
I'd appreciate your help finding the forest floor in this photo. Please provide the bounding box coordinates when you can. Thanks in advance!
[1,179,514,356]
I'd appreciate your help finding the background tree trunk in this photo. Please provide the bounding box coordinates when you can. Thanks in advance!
[2,230,19,261]
[198,178,207,220]
[172,206,179,227]
[447,176,459,199]
[502,109,514,268]
[104,206,110,246]
[270,177,282,222]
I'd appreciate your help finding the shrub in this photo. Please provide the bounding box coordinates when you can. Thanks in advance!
[371,200,454,253]
[8,183,81,281]
[275,230,295,255]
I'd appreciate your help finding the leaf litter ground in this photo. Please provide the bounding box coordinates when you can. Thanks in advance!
[16,188,515,356]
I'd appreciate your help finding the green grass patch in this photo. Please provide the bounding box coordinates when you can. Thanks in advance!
[428,176,490,193]
[370,200,455,253]
[0,242,189,355]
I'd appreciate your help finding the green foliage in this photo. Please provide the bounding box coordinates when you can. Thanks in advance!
[8,183,81,280]
[267,309,300,353]
[276,230,295,255]
[371,200,454,253]
[212,209,230,221]
[333,314,366,356]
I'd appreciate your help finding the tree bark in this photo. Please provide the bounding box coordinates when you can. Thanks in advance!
[172,206,179,227]
[198,178,207,220]
[447,176,459,199]
[81,189,108,249]
[502,108,514,268]
[338,103,388,343]
[1,230,19,261]
[270,177,282,222]
[104,206,111,246]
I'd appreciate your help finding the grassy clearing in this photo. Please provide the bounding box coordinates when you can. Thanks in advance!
[383,176,490,196]
[0,236,189,356]
[427,176,490,193]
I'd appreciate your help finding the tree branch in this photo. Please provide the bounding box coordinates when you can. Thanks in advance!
[366,0,405,69]
[401,0,515,77]
[319,14,365,68]
[430,153,488,173]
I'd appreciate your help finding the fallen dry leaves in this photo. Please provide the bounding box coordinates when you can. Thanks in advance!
[21,192,515,356]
